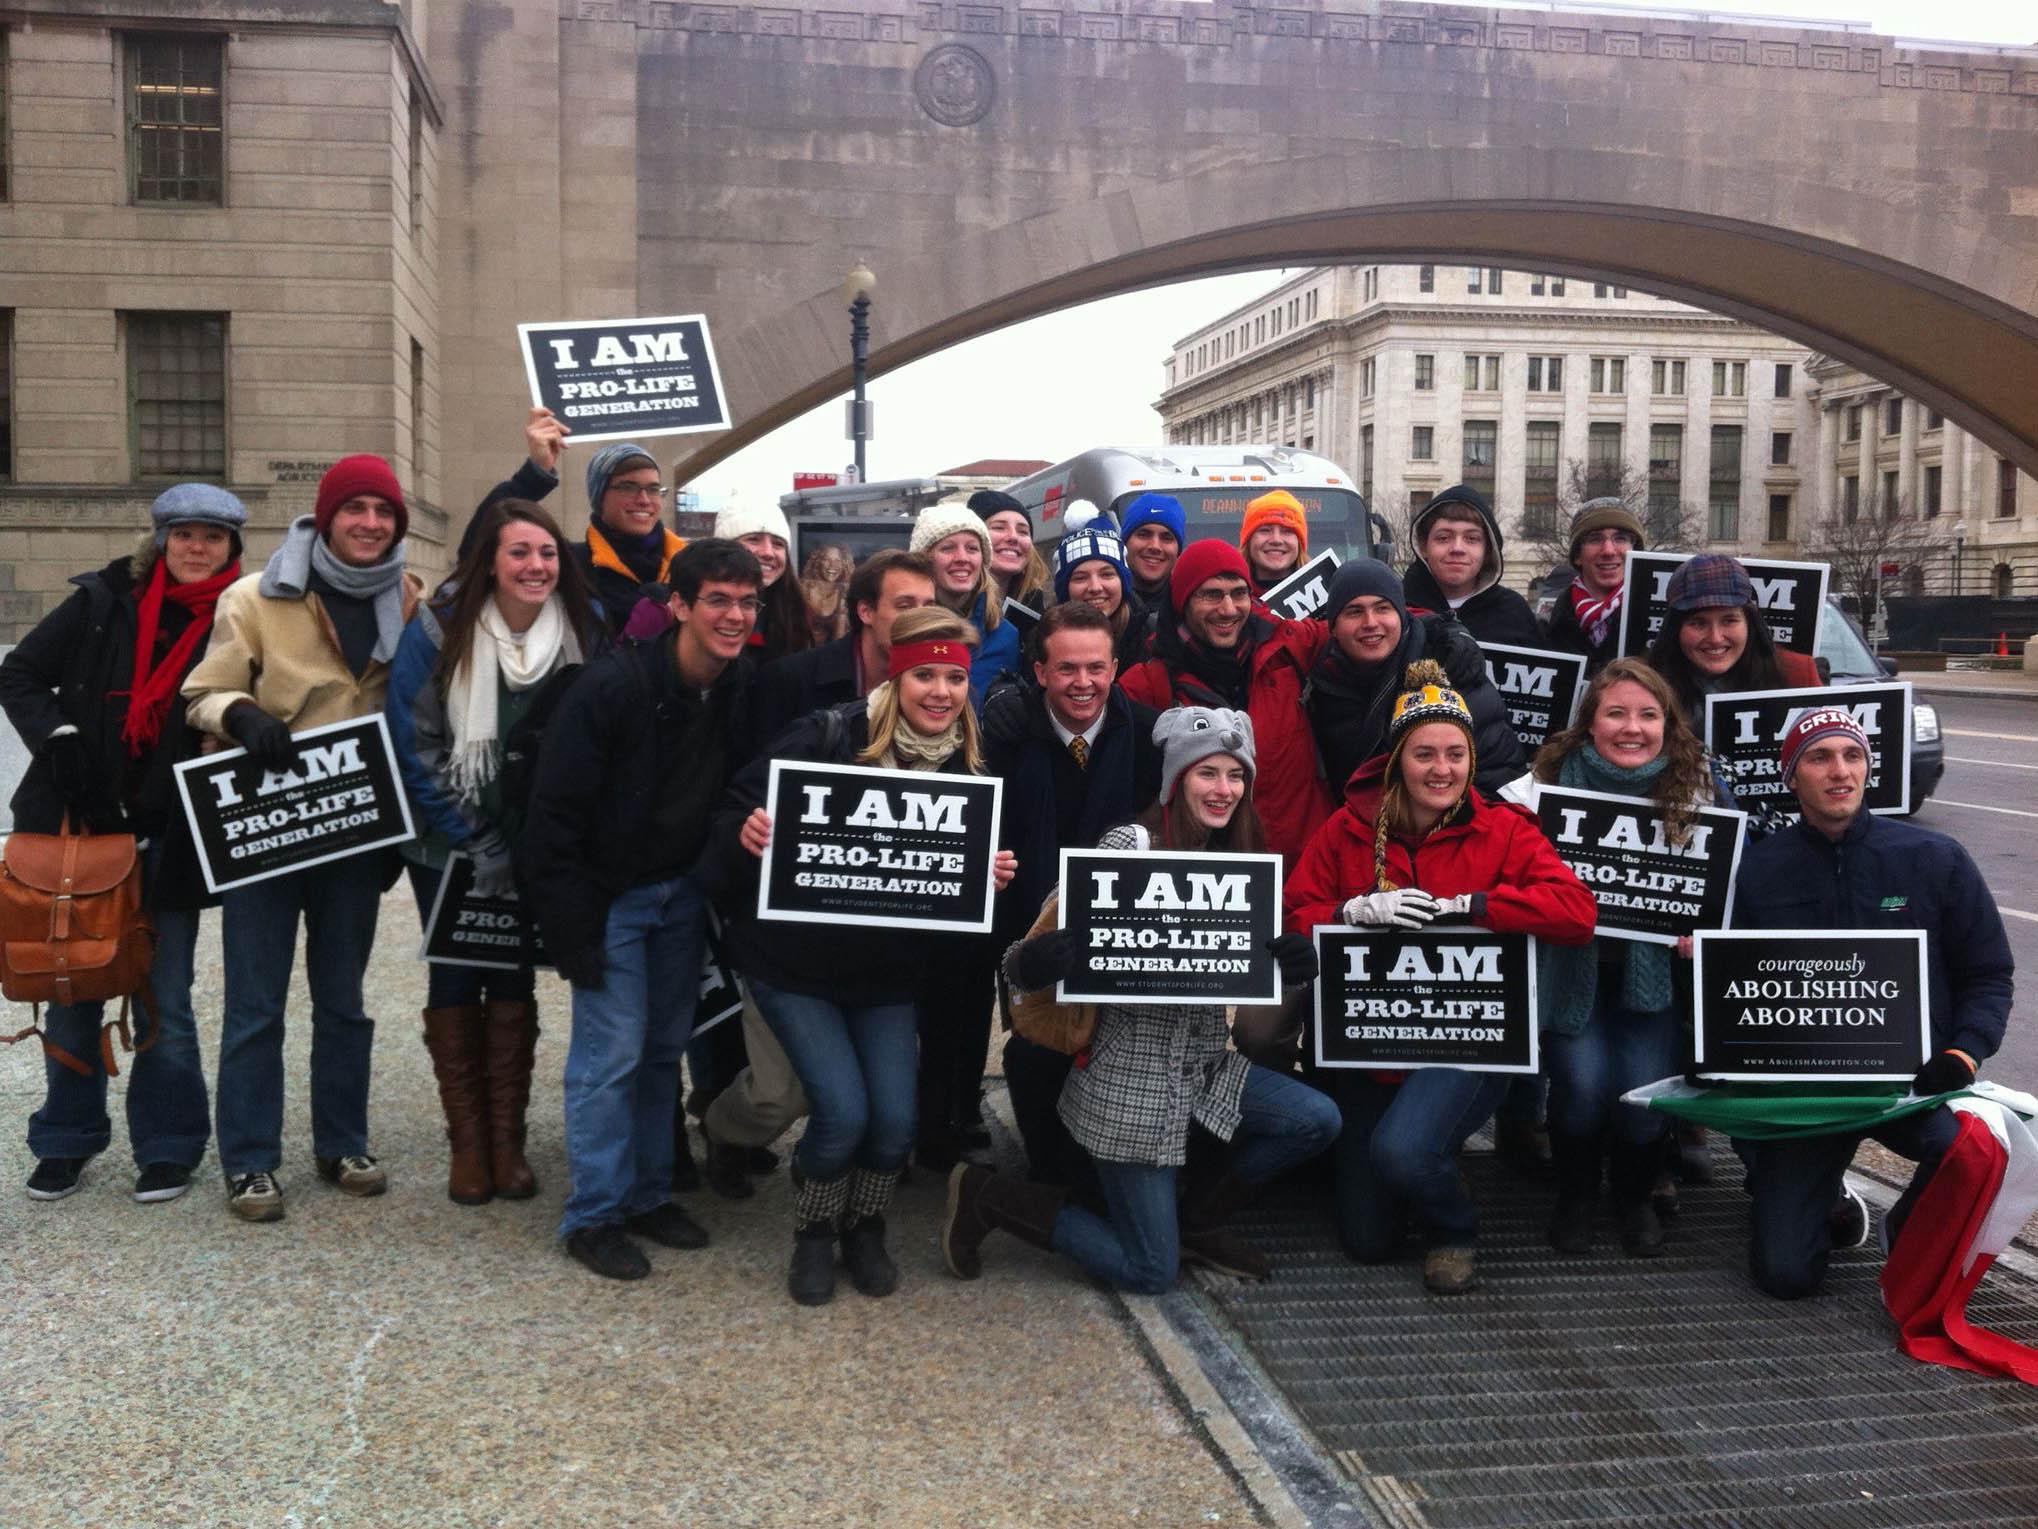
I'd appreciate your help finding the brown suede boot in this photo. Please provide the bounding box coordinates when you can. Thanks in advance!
[420,1005,492,1205]
[483,999,541,1199]
[940,1163,1066,1280]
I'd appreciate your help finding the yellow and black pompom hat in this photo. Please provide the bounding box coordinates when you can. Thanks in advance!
[1387,658,1476,750]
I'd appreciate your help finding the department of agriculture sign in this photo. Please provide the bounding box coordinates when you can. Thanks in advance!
[1312,926,1538,1074]
[1692,930,1929,1082]
[517,314,730,443]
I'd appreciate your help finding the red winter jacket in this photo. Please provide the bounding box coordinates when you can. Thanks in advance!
[1284,757,1597,945]
[1119,614,1334,868]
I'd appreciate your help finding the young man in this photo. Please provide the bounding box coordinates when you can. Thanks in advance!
[522,539,762,1280]
[1733,708,2014,1300]
[183,456,423,1222]
[571,442,687,634]
[1401,485,1541,647]
[1238,489,1308,598]
[1118,540,1331,868]
[1118,492,1185,608]
[1541,498,1645,675]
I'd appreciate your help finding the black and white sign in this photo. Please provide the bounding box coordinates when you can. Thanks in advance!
[1692,929,1930,1082]
[1312,925,1538,1073]
[516,313,730,444]
[1704,683,1912,819]
[1481,643,1588,755]
[1054,849,1282,1006]
[1535,785,1746,945]
[419,852,548,970]
[1258,549,1343,622]
[693,914,743,1040]
[1616,550,1828,657]
[757,760,1002,932]
[174,715,415,894]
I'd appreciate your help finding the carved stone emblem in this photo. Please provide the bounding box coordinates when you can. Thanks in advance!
[915,44,996,127]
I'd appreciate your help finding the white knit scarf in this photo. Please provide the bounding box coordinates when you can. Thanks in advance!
[445,597,578,803]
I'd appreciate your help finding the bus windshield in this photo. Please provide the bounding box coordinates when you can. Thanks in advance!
[1120,486,1371,557]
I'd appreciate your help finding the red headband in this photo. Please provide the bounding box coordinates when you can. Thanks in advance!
[888,637,973,680]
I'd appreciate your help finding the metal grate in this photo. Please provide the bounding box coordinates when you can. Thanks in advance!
[1196,1143,2038,1526]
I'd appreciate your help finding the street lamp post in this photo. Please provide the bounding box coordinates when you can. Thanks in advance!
[843,262,875,484]
[1953,520,1967,596]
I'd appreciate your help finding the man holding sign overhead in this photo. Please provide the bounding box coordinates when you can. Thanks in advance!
[1730,708,2014,1300]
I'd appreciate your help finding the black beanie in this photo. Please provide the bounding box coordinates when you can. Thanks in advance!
[1323,556,1410,629]
[968,489,1028,528]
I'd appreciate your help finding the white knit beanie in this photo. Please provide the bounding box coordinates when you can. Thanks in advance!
[713,497,791,546]
[911,498,990,557]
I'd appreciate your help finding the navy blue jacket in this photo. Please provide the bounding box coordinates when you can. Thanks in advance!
[1733,812,2014,1065]
[750,634,860,758]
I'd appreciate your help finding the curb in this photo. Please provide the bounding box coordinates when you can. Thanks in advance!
[1904,679,2038,706]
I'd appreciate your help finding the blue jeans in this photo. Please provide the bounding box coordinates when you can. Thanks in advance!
[215,852,385,1178]
[1332,1068,1510,1261]
[558,876,705,1238]
[748,977,917,1183]
[404,861,536,1008]
[27,907,209,1168]
[1050,1064,1342,1293]
[1544,994,1679,1146]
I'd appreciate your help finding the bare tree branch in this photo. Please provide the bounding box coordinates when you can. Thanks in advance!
[1508,458,1703,579]
[1807,491,1955,613]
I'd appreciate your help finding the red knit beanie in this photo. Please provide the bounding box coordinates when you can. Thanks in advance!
[313,454,409,543]
[1170,538,1251,613]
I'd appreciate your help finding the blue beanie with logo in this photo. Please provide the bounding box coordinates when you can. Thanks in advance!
[1053,527,1133,604]
[1118,492,1186,547]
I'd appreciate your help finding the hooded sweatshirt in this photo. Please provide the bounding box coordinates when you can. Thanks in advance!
[1401,484,1542,648]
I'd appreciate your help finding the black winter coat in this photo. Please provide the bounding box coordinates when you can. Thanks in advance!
[520,632,754,975]
[1402,557,1544,648]
[1733,812,2014,1065]
[0,554,220,910]
[1306,614,1525,799]
[1540,582,1622,677]
[749,634,860,759]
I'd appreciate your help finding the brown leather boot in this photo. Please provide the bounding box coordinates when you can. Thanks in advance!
[1178,1173,1272,1282]
[940,1163,1066,1279]
[420,1005,492,1205]
[483,999,540,1199]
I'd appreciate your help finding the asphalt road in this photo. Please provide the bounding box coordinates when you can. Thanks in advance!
[1910,692,2038,1085]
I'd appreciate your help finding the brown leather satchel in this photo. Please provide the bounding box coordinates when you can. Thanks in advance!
[0,817,158,1077]
[1001,892,1098,1055]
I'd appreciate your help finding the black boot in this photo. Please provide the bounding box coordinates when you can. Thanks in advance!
[1610,1143,1666,1257]
[1178,1169,1272,1282]
[787,1168,849,1306]
[1547,1133,1601,1255]
[840,1168,901,1297]
[701,1127,755,1201]
[940,1163,1066,1279]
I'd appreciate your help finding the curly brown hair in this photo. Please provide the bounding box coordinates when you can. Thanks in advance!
[1532,657,1712,845]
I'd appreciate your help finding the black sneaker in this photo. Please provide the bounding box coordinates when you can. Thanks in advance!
[227,1171,285,1222]
[566,1224,650,1281]
[26,1157,88,1201]
[623,1202,710,1250]
[133,1163,193,1204]
[315,1155,388,1196]
[1829,1184,1872,1250]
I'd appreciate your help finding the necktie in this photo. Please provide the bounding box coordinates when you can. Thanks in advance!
[1068,736,1089,769]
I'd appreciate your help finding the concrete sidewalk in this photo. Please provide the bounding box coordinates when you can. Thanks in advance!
[0,886,1263,1529]
[1902,667,2038,704]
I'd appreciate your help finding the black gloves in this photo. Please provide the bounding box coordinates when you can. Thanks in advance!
[1009,929,1084,992]
[42,730,94,812]
[226,704,297,773]
[1268,933,1318,987]
[1914,1051,1976,1097]
[552,947,607,991]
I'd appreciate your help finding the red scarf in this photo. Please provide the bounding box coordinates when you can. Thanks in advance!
[1569,576,1624,649]
[118,557,239,757]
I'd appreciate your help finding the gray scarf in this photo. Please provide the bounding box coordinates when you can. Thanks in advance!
[259,514,408,664]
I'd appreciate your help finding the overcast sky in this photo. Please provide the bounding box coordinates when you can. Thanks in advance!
[686,0,2032,513]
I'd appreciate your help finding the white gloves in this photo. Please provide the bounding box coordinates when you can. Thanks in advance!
[1434,894,1474,918]
[1341,889,1441,929]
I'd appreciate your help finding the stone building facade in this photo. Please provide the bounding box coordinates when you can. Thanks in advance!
[0,0,446,639]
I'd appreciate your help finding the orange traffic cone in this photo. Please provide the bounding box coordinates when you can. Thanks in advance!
[1999,632,2010,657]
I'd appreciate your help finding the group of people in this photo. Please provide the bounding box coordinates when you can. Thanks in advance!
[4,408,2012,1313]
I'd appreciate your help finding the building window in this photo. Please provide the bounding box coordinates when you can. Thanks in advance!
[1648,424,1683,521]
[1304,377,1315,409]
[1360,357,1375,398]
[127,311,227,477]
[1923,463,1942,516]
[1773,363,1792,399]
[1410,425,1434,461]
[1593,283,1628,299]
[1463,354,1499,392]
[1651,358,1686,397]
[128,34,225,205]
[1995,563,2016,599]
[1409,490,1427,517]
[1711,360,1746,398]
[1590,356,1625,394]
[410,338,427,482]
[1414,354,1434,391]
[1486,268,1503,294]
[1587,422,1623,500]
[1842,474,1860,522]
[1467,269,1483,294]
[1881,469,1899,518]
[1924,408,1943,432]
[1255,317,1264,343]
[1770,430,1792,466]
[2000,459,2019,518]
[1288,298,1299,325]
[1523,420,1560,534]
[1361,425,1375,500]
[1708,425,1742,540]
[1462,420,1497,501]
[1885,398,1903,436]
[1767,493,1791,542]
[1418,265,1434,293]
[1526,356,1564,393]
[1302,434,1314,451]
[1530,274,1545,296]
[1550,277,1565,296]
[1846,405,1862,443]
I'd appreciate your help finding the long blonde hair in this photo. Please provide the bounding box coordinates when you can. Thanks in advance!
[858,605,984,773]
[1003,544,1051,609]
[1532,656,1713,846]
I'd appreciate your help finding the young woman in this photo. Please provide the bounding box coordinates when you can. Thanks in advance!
[975,490,1052,613]
[387,499,603,1205]
[799,542,854,644]
[909,500,1020,707]
[941,708,1337,1293]
[1646,553,1822,732]
[1287,661,1595,1294]
[1502,659,1733,1256]
[714,500,814,663]
[716,606,1018,1305]
[0,485,245,1204]
[1051,526,1149,668]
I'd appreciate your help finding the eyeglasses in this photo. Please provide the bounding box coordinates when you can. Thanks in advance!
[693,594,762,617]
[608,483,667,502]
[1189,586,1252,609]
